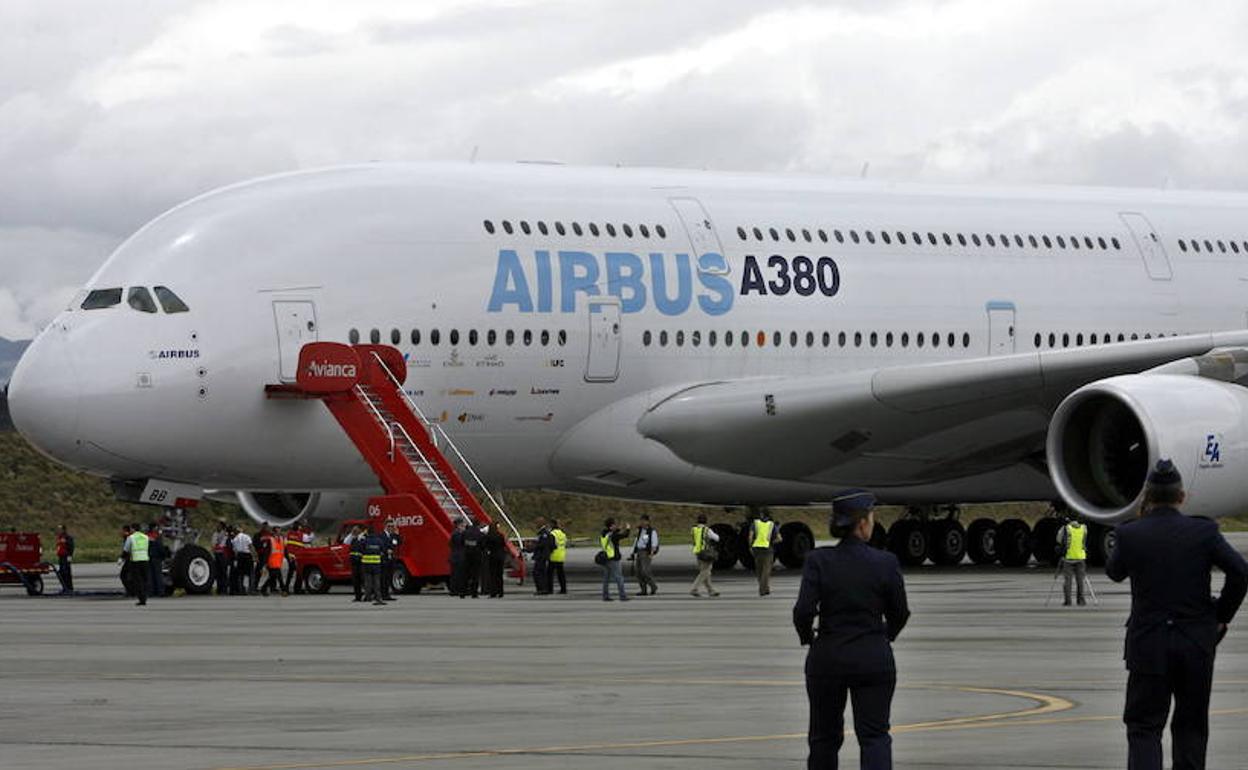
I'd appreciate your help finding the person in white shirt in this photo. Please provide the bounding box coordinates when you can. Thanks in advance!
[633,515,660,596]
[230,528,254,596]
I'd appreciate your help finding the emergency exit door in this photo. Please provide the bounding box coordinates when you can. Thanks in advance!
[987,301,1016,356]
[273,300,318,382]
[585,300,621,382]
[1120,212,1173,280]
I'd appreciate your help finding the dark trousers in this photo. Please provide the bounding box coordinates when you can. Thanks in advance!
[350,559,363,600]
[125,561,149,604]
[261,565,283,595]
[463,551,481,597]
[232,554,253,595]
[449,555,465,596]
[1124,641,1215,770]
[533,556,550,593]
[213,552,230,595]
[548,561,566,593]
[382,561,394,599]
[363,567,382,603]
[806,671,896,770]
[149,560,164,598]
[58,556,73,591]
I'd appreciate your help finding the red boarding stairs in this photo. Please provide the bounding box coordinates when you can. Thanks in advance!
[266,342,525,584]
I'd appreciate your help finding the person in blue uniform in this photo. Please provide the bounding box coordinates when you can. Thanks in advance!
[1106,459,1248,770]
[793,490,909,770]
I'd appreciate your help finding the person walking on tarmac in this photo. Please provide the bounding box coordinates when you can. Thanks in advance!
[462,522,483,598]
[122,523,151,606]
[260,526,287,597]
[689,513,721,598]
[794,490,910,770]
[1056,516,1089,606]
[532,517,554,595]
[211,520,230,596]
[1106,459,1248,770]
[231,526,254,596]
[448,520,467,597]
[633,515,659,596]
[344,525,364,602]
[147,522,168,599]
[548,519,568,595]
[750,510,780,597]
[599,518,631,602]
[54,524,74,593]
[359,527,388,606]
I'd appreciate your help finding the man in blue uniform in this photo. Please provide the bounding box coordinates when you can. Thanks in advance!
[793,490,909,770]
[1106,459,1248,770]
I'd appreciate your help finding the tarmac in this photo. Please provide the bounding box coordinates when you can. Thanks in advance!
[2,537,1247,770]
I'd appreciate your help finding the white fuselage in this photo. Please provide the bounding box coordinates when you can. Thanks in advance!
[10,163,1248,506]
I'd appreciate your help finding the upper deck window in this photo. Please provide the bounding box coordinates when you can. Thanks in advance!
[153,286,189,313]
[81,288,123,310]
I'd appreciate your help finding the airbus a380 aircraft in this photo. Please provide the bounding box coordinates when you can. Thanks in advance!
[10,161,1248,568]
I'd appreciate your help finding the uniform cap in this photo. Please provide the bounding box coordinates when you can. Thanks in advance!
[831,489,876,529]
[1146,458,1182,491]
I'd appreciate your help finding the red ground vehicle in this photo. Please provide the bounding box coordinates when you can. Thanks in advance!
[0,532,53,595]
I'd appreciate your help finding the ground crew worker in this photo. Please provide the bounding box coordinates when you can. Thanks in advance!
[1057,516,1089,606]
[260,526,287,596]
[548,519,567,595]
[55,524,74,593]
[689,513,720,598]
[599,518,630,602]
[211,520,230,596]
[1106,459,1248,770]
[285,526,305,594]
[230,526,254,596]
[358,527,387,605]
[750,510,780,597]
[147,522,167,598]
[532,517,553,595]
[448,520,467,597]
[633,514,659,596]
[344,525,364,602]
[794,490,910,770]
[252,525,271,594]
[462,522,483,598]
[122,523,151,606]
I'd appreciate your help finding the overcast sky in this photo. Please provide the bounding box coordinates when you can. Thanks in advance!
[2,0,1247,339]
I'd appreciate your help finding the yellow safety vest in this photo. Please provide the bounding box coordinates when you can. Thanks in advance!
[691,525,706,554]
[600,533,616,560]
[752,520,775,549]
[129,532,150,563]
[361,553,382,565]
[1065,523,1087,561]
[551,529,567,563]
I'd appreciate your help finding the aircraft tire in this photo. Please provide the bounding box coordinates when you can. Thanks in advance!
[736,522,756,572]
[304,566,330,594]
[1087,523,1116,567]
[171,544,214,595]
[710,523,739,571]
[870,521,888,549]
[966,519,997,564]
[996,519,1033,567]
[777,522,815,568]
[1032,518,1063,567]
[927,519,967,566]
[888,520,928,566]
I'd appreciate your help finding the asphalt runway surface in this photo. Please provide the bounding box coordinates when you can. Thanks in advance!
[3,537,1248,770]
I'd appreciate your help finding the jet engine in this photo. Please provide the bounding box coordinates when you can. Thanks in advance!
[1047,373,1248,523]
[235,491,371,527]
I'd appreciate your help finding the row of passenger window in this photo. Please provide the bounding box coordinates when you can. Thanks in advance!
[80,286,189,313]
[737,225,1124,252]
[642,328,974,350]
[484,219,668,240]
[349,327,569,348]
[1034,331,1175,348]
[1177,238,1248,254]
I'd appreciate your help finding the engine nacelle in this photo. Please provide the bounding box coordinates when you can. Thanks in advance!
[235,491,371,527]
[1047,374,1248,523]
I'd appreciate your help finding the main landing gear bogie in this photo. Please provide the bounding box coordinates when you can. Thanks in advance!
[884,510,1049,568]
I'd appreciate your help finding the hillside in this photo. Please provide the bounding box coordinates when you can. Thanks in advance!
[0,337,29,387]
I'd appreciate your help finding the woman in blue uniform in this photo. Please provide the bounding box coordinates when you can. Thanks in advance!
[793,490,910,769]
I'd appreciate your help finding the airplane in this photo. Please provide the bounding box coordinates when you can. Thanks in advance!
[10,160,1248,585]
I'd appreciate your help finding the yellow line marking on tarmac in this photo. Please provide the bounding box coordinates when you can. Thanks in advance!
[210,684,1075,770]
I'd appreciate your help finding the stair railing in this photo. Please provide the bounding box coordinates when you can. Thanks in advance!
[368,352,525,548]
[389,421,473,525]
[353,384,395,461]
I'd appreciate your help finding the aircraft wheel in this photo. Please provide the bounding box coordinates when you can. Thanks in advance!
[870,521,888,549]
[26,574,44,596]
[966,519,997,564]
[304,566,330,594]
[777,522,815,568]
[996,519,1033,567]
[710,523,739,571]
[888,520,928,566]
[928,520,967,566]
[172,545,215,595]
[1032,518,1063,567]
[1087,523,1116,567]
[736,522,756,572]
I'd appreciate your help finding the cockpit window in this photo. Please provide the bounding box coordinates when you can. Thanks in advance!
[153,286,189,314]
[127,286,158,313]
[81,288,123,310]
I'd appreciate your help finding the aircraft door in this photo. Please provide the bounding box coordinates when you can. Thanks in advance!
[272,300,318,382]
[669,197,728,272]
[585,299,621,382]
[987,301,1015,356]
[1119,212,1173,280]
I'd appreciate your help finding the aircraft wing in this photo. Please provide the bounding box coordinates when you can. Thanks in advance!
[636,330,1248,486]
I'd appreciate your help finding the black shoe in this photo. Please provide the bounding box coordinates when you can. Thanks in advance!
[352,598,362,603]
[1077,600,1087,606]
[1062,600,1071,606]
[602,596,614,602]
[137,600,146,606]
[558,590,567,594]
[620,596,631,602]
[650,586,658,595]
[373,600,385,606]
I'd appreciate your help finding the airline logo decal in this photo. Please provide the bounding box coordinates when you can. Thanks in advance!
[297,342,361,393]
[1200,433,1223,468]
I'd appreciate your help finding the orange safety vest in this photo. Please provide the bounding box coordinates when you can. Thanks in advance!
[267,535,286,569]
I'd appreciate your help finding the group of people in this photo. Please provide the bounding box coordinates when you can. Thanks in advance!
[208,520,314,597]
[447,518,513,598]
[343,520,402,605]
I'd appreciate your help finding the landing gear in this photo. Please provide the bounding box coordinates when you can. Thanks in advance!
[995,519,1033,567]
[171,544,214,595]
[1031,516,1063,567]
[888,519,929,566]
[869,521,888,549]
[966,518,997,565]
[1087,523,1116,566]
[776,522,815,568]
[927,519,967,566]
[710,523,739,571]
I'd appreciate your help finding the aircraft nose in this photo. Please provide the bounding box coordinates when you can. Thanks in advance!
[9,326,81,464]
